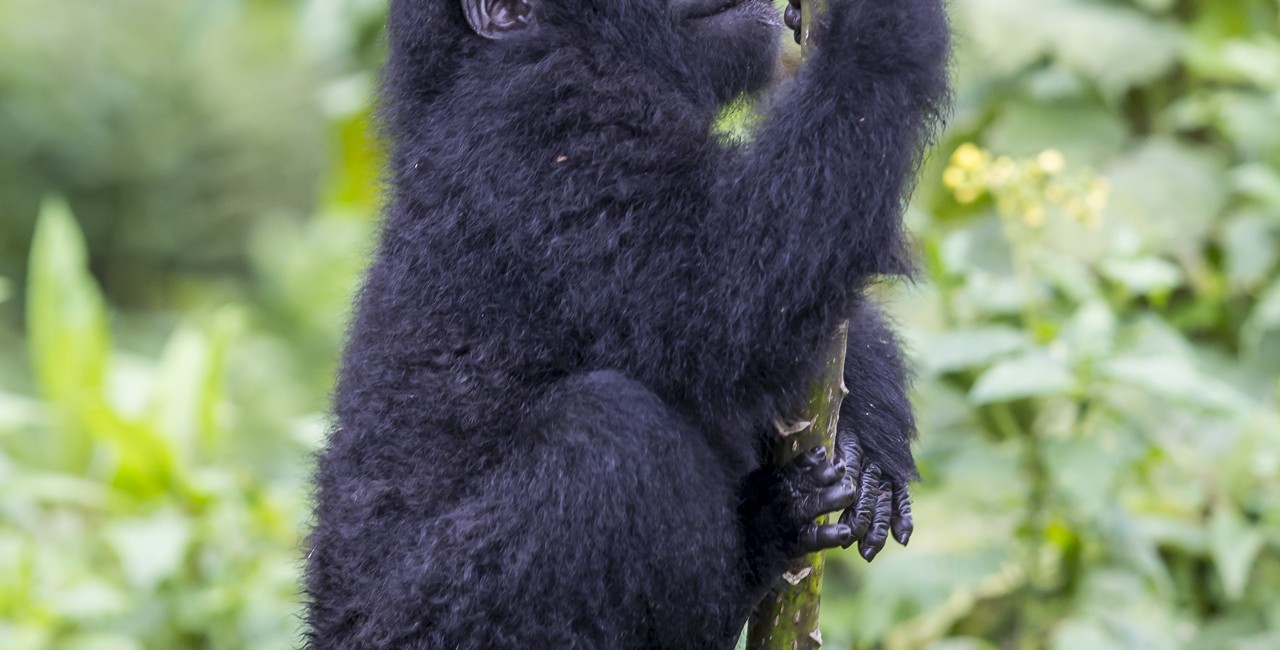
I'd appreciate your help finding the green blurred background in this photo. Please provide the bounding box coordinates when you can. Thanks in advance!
[2,0,1279,648]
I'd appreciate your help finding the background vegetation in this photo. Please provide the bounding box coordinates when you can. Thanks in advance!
[1,0,1278,648]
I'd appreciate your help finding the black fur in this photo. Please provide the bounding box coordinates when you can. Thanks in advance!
[305,0,949,646]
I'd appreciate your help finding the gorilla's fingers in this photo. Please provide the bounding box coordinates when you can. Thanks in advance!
[811,459,847,487]
[784,5,800,32]
[834,433,864,481]
[797,523,854,554]
[795,445,826,468]
[890,483,914,546]
[797,479,857,521]
[839,463,881,542]
[858,481,893,562]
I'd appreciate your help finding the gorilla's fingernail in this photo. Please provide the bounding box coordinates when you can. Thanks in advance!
[896,531,911,546]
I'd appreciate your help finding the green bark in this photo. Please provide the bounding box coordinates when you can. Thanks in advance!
[745,322,849,650]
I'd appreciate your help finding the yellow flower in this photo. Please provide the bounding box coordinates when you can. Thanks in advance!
[952,143,986,170]
[1037,149,1066,175]
[955,187,983,204]
[943,166,968,189]
[1023,205,1046,228]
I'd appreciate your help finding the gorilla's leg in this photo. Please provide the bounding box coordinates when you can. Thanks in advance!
[422,371,854,648]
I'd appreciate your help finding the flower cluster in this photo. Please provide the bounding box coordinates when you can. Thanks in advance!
[943,143,1110,229]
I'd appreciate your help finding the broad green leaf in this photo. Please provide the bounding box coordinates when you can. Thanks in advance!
[1208,502,1264,601]
[959,0,1182,97]
[1214,93,1280,162]
[1046,3,1183,100]
[1186,36,1280,86]
[1230,163,1280,209]
[969,353,1074,404]
[917,327,1030,376]
[956,0,1055,76]
[1100,356,1253,412]
[1103,139,1229,255]
[985,101,1128,165]
[1062,301,1117,359]
[1100,257,1183,296]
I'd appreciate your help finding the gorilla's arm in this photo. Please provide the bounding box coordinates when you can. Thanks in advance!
[723,0,948,277]
[690,0,949,390]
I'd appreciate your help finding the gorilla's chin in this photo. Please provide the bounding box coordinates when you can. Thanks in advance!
[680,0,782,103]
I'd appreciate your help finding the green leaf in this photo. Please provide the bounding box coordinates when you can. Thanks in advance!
[1049,6,1182,99]
[26,197,111,410]
[1062,301,1117,359]
[1187,35,1280,86]
[105,510,193,592]
[1213,94,1280,163]
[969,353,1074,404]
[1052,620,1127,650]
[48,580,130,620]
[1100,257,1183,296]
[1045,439,1122,514]
[985,101,1129,165]
[1222,212,1278,290]
[1103,139,1229,255]
[1242,279,1280,355]
[60,635,144,650]
[149,308,240,463]
[1231,163,1280,209]
[917,327,1030,376]
[1130,0,1175,12]
[1099,356,1253,412]
[1208,502,1264,601]
[957,0,1055,76]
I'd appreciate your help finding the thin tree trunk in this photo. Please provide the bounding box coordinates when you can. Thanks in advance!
[743,6,842,647]
[745,321,847,650]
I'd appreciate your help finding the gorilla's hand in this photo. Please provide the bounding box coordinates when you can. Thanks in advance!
[784,0,802,44]
[835,430,914,562]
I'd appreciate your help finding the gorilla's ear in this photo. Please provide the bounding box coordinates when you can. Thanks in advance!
[462,0,535,39]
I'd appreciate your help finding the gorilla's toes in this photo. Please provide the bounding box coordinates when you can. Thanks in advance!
[777,446,858,548]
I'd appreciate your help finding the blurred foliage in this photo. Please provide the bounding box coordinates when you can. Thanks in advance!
[1,0,1279,648]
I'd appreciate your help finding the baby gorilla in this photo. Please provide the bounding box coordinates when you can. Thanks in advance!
[304,0,949,647]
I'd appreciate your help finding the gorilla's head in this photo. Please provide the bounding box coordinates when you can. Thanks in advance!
[389,0,782,110]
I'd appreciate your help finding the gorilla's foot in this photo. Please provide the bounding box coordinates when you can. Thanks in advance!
[837,460,914,562]
[774,446,858,554]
